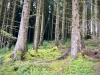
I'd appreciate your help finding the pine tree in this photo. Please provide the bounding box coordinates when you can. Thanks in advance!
[13,0,31,60]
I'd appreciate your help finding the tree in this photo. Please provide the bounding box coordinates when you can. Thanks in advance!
[94,0,98,37]
[71,0,81,58]
[55,0,60,46]
[82,0,86,38]
[81,0,86,49]
[0,0,2,25]
[8,0,17,49]
[0,0,2,48]
[33,0,41,51]
[98,0,100,40]
[13,0,31,60]
[0,0,7,26]
[39,0,45,45]
[61,0,66,45]
[0,0,8,48]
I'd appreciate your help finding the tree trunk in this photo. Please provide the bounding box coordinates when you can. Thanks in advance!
[81,0,86,49]
[82,0,86,38]
[33,0,41,50]
[61,0,66,45]
[98,0,100,40]
[0,0,8,48]
[0,0,2,48]
[13,0,31,60]
[90,0,94,39]
[55,0,60,46]
[8,0,17,49]
[0,0,7,26]
[39,0,45,45]
[0,0,2,25]
[71,0,81,58]
[94,0,98,37]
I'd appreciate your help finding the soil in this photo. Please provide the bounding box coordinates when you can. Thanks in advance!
[58,46,100,60]
[82,48,100,60]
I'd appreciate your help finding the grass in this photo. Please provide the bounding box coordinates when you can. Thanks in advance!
[0,40,98,75]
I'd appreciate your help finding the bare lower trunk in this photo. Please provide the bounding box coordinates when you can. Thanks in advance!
[71,0,81,58]
[39,0,45,45]
[55,0,60,46]
[82,0,86,38]
[94,0,98,37]
[33,0,41,50]
[8,0,17,49]
[13,0,31,60]
[0,0,8,48]
[98,0,100,40]
[61,0,66,45]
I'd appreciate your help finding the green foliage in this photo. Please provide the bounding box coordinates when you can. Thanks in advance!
[85,39,100,49]
[3,52,12,62]
[0,40,97,75]
[69,58,94,75]
[65,39,71,47]
[0,58,95,75]
[39,40,55,49]
[1,30,17,40]
[28,46,61,60]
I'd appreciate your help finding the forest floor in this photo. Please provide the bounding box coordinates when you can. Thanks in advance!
[0,39,100,75]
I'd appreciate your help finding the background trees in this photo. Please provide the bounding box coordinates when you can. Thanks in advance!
[0,0,100,58]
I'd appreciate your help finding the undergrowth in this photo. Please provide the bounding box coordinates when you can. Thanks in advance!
[0,40,98,75]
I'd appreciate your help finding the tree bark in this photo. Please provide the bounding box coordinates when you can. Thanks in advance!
[33,0,41,50]
[13,0,31,60]
[0,0,2,25]
[0,0,8,48]
[82,0,86,38]
[71,0,81,58]
[98,0,100,40]
[39,0,45,45]
[94,0,98,37]
[8,0,17,49]
[0,0,7,26]
[61,0,66,45]
[55,0,60,46]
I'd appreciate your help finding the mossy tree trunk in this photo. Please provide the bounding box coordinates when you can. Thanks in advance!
[13,0,31,60]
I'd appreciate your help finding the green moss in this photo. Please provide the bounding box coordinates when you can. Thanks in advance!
[1,30,17,40]
[83,54,89,59]
[50,46,58,52]
[28,47,61,60]
[3,52,12,62]
[24,52,33,60]
[16,51,23,60]
[0,40,96,75]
